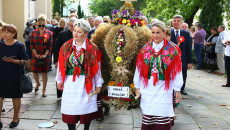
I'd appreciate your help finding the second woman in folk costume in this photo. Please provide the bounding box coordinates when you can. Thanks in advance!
[134,21,183,130]
[56,19,104,130]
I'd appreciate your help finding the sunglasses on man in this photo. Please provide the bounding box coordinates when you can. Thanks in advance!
[103,21,108,23]
[38,25,45,28]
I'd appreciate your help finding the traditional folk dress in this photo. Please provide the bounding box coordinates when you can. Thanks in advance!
[134,39,183,130]
[56,38,104,124]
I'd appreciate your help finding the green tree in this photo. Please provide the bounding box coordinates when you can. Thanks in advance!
[81,10,85,18]
[143,0,204,26]
[52,0,61,18]
[77,1,84,18]
[199,0,223,36]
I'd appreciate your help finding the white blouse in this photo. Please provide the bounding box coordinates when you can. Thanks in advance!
[134,40,183,117]
[56,39,104,115]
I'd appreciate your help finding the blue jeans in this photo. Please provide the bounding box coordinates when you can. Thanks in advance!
[194,44,204,69]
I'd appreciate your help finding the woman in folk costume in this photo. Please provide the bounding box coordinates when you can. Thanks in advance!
[56,19,104,130]
[134,21,183,130]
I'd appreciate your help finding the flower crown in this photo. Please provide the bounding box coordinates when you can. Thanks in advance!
[111,3,144,27]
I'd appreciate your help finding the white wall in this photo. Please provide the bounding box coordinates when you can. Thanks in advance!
[0,0,3,20]
[29,0,36,19]
[3,0,27,43]
[35,0,47,18]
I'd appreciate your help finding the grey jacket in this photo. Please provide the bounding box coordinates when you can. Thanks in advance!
[215,31,226,54]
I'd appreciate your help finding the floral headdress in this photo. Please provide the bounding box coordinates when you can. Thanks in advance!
[111,3,144,27]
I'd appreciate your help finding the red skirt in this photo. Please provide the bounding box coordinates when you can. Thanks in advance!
[31,55,51,73]
[62,98,103,124]
[141,115,172,130]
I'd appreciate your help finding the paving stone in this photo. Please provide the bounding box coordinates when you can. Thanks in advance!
[103,115,133,124]
[99,123,132,130]
[174,114,197,124]
[110,107,132,115]
[51,110,62,119]
[3,119,47,130]
[220,116,230,125]
[48,119,68,130]
[20,111,55,120]
[186,109,220,118]
[132,108,142,118]
[27,104,57,111]
[180,99,208,109]
[77,120,101,130]
[32,95,58,105]
[172,123,200,130]
[133,117,142,128]
[194,117,230,129]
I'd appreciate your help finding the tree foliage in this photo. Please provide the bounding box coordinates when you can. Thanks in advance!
[199,0,223,36]
[142,0,204,26]
[77,1,84,18]
[52,0,61,18]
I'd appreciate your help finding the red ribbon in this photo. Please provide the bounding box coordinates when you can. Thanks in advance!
[151,73,158,86]
[73,66,81,81]
[72,47,84,82]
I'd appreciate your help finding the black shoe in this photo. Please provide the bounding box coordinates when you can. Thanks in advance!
[0,121,2,128]
[42,94,47,97]
[35,88,39,92]
[2,108,5,112]
[96,116,104,122]
[181,90,188,95]
[9,120,19,128]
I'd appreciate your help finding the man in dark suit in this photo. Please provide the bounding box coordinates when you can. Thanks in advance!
[87,16,102,40]
[170,15,193,95]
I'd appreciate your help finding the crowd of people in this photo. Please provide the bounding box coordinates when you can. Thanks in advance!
[0,11,229,130]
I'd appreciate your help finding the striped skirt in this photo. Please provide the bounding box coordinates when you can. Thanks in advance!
[141,115,173,130]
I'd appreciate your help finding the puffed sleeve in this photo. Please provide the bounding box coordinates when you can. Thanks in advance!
[55,62,63,84]
[94,61,104,87]
[133,67,140,89]
[171,70,183,91]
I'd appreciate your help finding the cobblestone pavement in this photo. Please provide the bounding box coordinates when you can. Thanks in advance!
[1,68,230,130]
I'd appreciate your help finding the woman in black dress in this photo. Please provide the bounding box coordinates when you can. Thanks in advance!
[204,27,219,73]
[0,24,29,128]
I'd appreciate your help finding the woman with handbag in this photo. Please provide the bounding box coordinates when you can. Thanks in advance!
[56,19,103,130]
[0,24,29,128]
[204,26,219,73]
[30,14,53,97]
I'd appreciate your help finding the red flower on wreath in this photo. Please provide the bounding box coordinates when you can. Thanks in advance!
[178,36,185,46]
[117,82,123,87]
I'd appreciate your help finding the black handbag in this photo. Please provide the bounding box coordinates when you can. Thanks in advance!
[20,60,33,93]
[205,45,215,54]
[36,58,47,65]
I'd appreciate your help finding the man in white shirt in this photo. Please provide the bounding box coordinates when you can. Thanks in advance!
[222,31,230,87]
[215,25,226,75]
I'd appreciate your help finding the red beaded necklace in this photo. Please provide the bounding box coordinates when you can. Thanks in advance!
[152,40,166,58]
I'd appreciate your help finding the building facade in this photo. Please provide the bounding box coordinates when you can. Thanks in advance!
[0,0,52,43]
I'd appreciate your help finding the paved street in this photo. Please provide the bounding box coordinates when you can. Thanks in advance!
[2,68,230,130]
